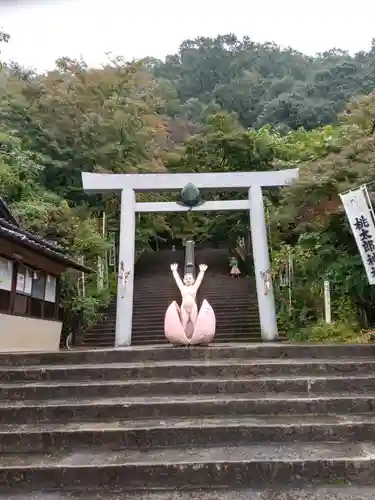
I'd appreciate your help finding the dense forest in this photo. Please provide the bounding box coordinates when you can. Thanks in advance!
[2,32,375,341]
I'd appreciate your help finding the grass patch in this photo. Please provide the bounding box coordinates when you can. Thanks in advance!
[286,320,375,344]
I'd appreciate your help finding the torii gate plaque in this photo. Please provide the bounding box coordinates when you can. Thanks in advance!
[82,168,299,347]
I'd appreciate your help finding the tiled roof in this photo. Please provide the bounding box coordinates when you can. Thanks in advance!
[0,198,19,226]
[0,217,91,273]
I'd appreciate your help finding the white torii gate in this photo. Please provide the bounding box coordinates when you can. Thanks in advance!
[82,168,299,347]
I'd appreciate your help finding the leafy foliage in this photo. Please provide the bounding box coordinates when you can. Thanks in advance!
[295,321,363,344]
[0,121,109,334]
[272,93,375,335]
[152,35,375,131]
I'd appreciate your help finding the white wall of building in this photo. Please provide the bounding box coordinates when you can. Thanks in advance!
[0,314,61,352]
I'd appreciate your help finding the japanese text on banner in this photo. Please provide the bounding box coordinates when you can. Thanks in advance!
[340,186,375,285]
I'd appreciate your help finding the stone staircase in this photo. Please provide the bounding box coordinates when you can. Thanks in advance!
[131,249,185,345]
[1,344,375,498]
[81,249,184,347]
[82,247,262,347]
[196,248,261,342]
[81,301,116,348]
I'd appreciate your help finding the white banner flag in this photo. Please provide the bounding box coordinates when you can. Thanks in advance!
[340,186,375,285]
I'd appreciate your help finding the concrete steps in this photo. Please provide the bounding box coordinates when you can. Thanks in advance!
[81,249,184,347]
[4,356,375,381]
[81,247,263,348]
[1,344,375,494]
[131,249,184,346]
[4,374,375,400]
[196,247,261,342]
[3,413,375,452]
[4,392,375,423]
[4,343,375,365]
[2,442,375,489]
[2,486,375,499]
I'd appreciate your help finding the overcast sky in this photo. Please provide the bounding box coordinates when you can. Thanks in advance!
[1,0,375,71]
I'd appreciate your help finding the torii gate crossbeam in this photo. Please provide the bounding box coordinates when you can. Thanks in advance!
[82,169,299,347]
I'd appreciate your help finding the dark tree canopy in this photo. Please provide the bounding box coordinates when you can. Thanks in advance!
[150,35,375,130]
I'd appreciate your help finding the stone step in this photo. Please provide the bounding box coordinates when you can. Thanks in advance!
[79,341,116,347]
[97,325,262,336]
[131,302,258,312]
[130,335,263,344]
[1,441,375,490]
[132,301,258,309]
[130,303,259,311]
[132,292,179,298]
[2,414,375,453]
[89,328,262,338]
[81,341,114,347]
[130,297,257,306]
[81,332,116,338]
[130,340,263,347]
[197,298,258,304]
[133,322,261,333]
[133,317,260,323]
[137,322,259,331]
[2,344,375,367]
[95,325,252,346]
[131,337,270,345]
[0,393,375,424]
[2,357,375,382]
[134,281,178,286]
[134,293,258,309]
[202,280,254,285]
[132,312,260,321]
[200,283,255,288]
[3,374,375,401]
[131,299,187,303]
[80,338,115,344]
[132,309,260,318]
[3,486,375,499]
[134,329,263,336]
[88,335,262,344]
[135,281,253,288]
[128,341,264,347]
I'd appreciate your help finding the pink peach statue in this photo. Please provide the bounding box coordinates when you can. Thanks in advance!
[164,263,216,345]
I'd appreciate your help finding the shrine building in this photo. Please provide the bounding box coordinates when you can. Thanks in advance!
[0,198,89,352]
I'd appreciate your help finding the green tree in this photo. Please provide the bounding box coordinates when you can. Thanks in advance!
[0,121,109,335]
[153,34,375,130]
[1,56,173,257]
[273,92,375,333]
[2,57,168,202]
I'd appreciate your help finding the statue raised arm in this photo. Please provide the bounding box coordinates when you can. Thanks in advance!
[170,263,184,294]
[192,264,207,292]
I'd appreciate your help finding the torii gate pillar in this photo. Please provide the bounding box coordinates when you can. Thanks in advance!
[116,189,136,346]
[248,185,277,340]
[82,168,299,346]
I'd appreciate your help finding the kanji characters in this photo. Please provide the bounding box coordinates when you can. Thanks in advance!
[359,228,372,241]
[354,215,370,230]
[362,240,375,253]
[357,218,375,253]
